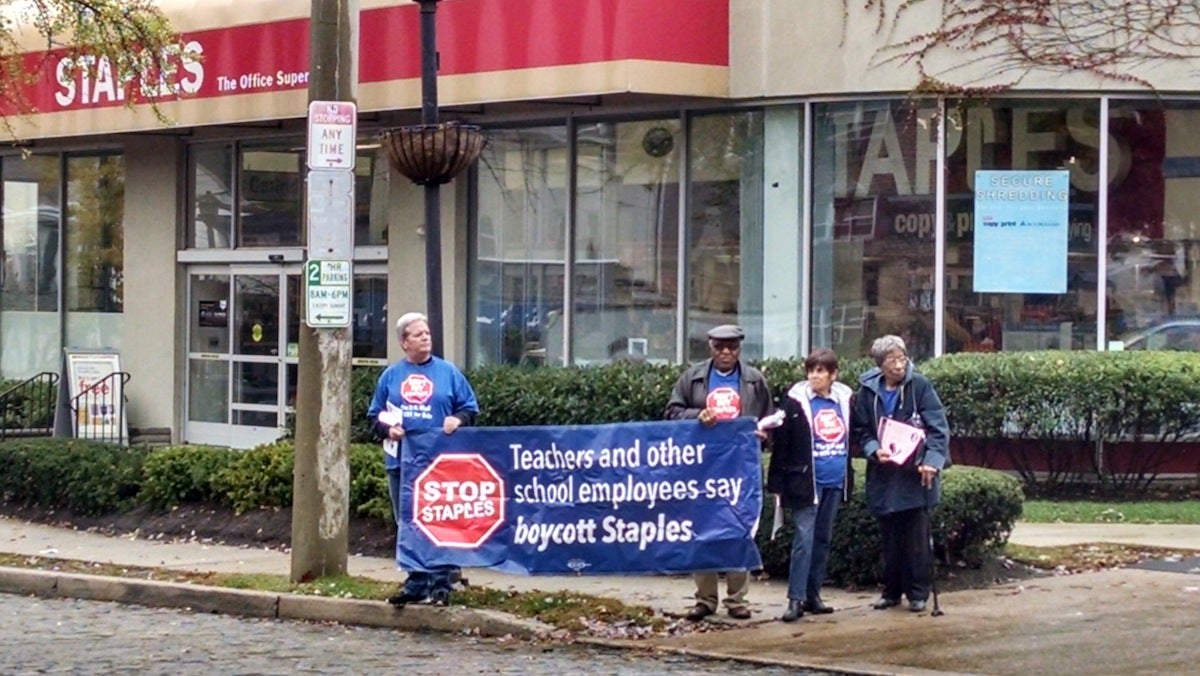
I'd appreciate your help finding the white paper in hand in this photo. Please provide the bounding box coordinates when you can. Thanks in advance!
[757,409,786,431]
[877,417,926,466]
[379,402,402,458]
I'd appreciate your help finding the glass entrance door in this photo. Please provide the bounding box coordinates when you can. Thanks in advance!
[185,267,299,448]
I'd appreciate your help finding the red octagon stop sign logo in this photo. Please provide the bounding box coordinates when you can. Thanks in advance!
[413,453,505,549]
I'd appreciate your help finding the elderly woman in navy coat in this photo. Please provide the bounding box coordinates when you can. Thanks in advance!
[850,334,950,613]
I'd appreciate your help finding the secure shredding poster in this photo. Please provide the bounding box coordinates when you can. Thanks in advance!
[973,170,1070,293]
[398,419,763,575]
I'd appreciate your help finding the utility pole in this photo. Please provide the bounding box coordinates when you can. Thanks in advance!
[291,0,358,582]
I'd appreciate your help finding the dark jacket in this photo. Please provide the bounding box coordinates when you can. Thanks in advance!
[663,358,774,422]
[851,363,950,516]
[766,380,855,510]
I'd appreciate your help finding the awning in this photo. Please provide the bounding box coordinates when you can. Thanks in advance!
[4,0,729,141]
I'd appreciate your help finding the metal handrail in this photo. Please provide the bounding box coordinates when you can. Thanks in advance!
[0,372,60,442]
[68,371,131,445]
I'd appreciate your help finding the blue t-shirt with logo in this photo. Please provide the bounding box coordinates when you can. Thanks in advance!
[705,369,743,420]
[366,356,480,470]
[810,395,848,488]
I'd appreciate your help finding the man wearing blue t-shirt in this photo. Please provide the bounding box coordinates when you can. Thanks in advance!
[367,312,479,606]
[665,324,773,621]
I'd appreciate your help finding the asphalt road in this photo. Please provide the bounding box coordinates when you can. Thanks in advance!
[0,594,808,675]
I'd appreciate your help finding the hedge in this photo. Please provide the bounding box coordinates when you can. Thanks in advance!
[754,460,1024,586]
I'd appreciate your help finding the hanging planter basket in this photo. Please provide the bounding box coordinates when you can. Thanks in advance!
[379,122,486,186]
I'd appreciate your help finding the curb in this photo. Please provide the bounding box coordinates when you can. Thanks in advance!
[0,566,552,639]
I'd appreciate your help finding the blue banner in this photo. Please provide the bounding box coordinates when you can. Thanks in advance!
[974,169,1070,293]
[398,418,764,575]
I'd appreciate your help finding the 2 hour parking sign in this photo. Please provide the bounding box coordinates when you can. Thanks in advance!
[304,259,352,328]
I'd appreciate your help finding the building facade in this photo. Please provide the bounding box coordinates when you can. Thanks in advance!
[3,0,1198,447]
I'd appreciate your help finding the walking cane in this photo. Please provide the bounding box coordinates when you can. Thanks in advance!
[926,502,944,617]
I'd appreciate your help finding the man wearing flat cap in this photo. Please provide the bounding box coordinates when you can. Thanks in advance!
[664,323,773,621]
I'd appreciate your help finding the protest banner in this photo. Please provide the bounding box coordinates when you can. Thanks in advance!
[398,418,763,575]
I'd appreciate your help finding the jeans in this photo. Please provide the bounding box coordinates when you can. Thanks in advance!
[387,467,459,596]
[806,486,843,600]
[786,502,817,602]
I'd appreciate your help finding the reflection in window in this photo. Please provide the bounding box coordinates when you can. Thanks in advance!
[685,112,763,362]
[0,154,61,377]
[812,101,937,359]
[1107,102,1200,349]
[187,139,387,251]
[944,101,1099,353]
[66,154,124,350]
[190,144,233,249]
[353,274,388,359]
[240,144,302,247]
[574,120,680,365]
[472,126,569,366]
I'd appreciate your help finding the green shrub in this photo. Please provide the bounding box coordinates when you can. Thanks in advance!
[0,438,146,515]
[471,361,681,425]
[139,445,238,508]
[757,460,1024,587]
[0,378,57,430]
[211,441,296,514]
[349,442,391,524]
[925,351,1200,489]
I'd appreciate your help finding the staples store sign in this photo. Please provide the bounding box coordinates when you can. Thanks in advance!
[9,0,729,137]
[13,17,311,116]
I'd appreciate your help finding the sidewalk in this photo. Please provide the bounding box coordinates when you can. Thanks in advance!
[2,516,1199,674]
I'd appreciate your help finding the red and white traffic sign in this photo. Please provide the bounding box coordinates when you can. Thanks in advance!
[307,100,357,170]
[412,453,505,549]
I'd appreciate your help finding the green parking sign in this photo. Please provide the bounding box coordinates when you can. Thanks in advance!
[305,259,352,328]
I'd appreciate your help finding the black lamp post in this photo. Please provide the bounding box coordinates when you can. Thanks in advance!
[380,0,484,355]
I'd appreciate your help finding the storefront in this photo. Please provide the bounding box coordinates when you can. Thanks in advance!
[2,1,1197,446]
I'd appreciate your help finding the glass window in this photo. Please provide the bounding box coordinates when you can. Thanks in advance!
[574,120,680,365]
[1,154,61,378]
[1106,102,1200,348]
[471,126,569,366]
[190,144,234,249]
[812,101,938,359]
[353,273,387,359]
[65,153,124,350]
[189,274,230,353]
[188,139,386,250]
[240,143,302,247]
[685,111,764,362]
[356,147,390,246]
[944,101,1100,353]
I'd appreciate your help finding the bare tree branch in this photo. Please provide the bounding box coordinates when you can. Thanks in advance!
[852,0,1200,95]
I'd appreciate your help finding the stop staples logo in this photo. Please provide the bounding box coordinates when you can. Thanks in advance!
[413,453,505,549]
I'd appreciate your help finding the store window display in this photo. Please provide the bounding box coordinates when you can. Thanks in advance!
[811,101,938,359]
[943,101,1100,352]
[1106,102,1200,349]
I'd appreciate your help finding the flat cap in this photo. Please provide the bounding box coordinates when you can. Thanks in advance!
[707,324,745,341]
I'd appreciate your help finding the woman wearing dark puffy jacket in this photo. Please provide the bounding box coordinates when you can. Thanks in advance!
[766,347,853,623]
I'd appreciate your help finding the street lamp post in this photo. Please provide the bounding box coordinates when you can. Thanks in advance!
[380,0,484,354]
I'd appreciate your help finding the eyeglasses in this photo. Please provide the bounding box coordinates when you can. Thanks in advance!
[883,354,908,366]
[711,340,741,353]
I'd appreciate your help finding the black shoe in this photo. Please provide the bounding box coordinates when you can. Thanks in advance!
[872,597,901,610]
[387,589,428,607]
[781,600,804,623]
[908,599,927,613]
[803,597,834,614]
[685,603,715,621]
[727,606,752,620]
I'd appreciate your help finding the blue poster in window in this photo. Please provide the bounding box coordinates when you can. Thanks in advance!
[973,170,1070,293]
